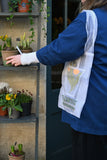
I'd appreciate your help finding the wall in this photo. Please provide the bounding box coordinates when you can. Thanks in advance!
[0,1,47,160]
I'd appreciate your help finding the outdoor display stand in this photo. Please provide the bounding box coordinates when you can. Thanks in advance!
[0,0,81,160]
[0,64,40,160]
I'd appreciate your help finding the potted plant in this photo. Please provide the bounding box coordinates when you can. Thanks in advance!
[17,89,33,116]
[8,0,44,13]
[18,0,32,13]
[17,32,33,53]
[7,0,48,40]
[1,0,9,12]
[0,35,18,66]
[0,94,8,116]
[8,142,25,160]
[4,92,23,119]
[0,82,12,116]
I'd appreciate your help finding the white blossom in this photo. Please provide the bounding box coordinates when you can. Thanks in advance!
[8,88,13,93]
[0,82,13,94]
[0,82,9,90]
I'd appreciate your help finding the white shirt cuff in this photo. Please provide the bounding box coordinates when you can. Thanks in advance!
[21,52,39,65]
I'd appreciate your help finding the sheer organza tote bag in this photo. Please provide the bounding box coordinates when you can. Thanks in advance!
[58,10,98,118]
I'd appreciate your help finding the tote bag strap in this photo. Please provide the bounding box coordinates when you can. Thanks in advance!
[83,10,98,53]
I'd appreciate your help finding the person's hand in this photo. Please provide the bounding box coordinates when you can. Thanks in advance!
[6,55,21,66]
[81,0,86,3]
[6,52,39,66]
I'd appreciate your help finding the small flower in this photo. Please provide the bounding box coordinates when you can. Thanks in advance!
[29,92,33,96]
[22,89,24,93]
[4,35,8,41]
[14,94,17,99]
[17,90,21,93]
[0,35,12,49]
[0,82,9,94]
[0,36,3,39]
[9,88,13,93]
[6,94,11,101]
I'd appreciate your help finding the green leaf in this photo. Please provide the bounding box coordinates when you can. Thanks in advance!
[14,105,23,112]
[18,144,23,152]
[10,22,14,27]
[9,108,12,116]
[10,15,14,19]
[2,106,7,111]
[11,145,15,153]
[6,17,10,21]
[29,28,34,31]
[47,13,50,17]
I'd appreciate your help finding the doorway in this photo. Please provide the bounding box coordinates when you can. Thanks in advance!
[46,0,80,159]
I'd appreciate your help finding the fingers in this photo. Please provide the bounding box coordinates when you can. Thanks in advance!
[6,56,16,61]
[6,58,16,65]
[6,59,13,64]
[6,55,21,66]
[12,62,19,66]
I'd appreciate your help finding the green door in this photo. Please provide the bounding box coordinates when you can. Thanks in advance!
[46,0,80,159]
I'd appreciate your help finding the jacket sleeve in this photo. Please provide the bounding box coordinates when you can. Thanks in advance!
[36,12,87,66]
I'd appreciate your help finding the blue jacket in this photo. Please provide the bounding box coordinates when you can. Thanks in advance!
[37,8,107,135]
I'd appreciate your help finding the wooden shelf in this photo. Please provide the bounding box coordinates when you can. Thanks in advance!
[0,12,39,17]
[0,63,40,71]
[0,114,37,123]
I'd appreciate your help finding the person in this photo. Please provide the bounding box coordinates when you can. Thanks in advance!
[6,0,107,159]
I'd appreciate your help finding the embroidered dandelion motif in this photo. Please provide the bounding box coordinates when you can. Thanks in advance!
[67,67,82,93]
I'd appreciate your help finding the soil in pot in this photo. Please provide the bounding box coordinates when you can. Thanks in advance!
[1,50,18,66]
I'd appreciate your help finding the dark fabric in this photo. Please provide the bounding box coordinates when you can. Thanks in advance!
[71,128,107,160]
[62,8,107,135]
[37,8,107,135]
[37,12,87,66]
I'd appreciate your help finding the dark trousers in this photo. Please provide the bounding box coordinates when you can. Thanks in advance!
[71,129,107,160]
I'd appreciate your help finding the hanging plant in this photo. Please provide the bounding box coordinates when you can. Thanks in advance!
[6,0,50,42]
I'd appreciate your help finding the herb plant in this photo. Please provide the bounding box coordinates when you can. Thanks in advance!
[9,142,25,157]
[17,89,33,103]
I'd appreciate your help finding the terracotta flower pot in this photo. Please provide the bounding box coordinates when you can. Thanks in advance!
[21,49,33,53]
[0,106,8,116]
[8,154,25,160]
[18,0,32,13]
[1,50,18,66]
